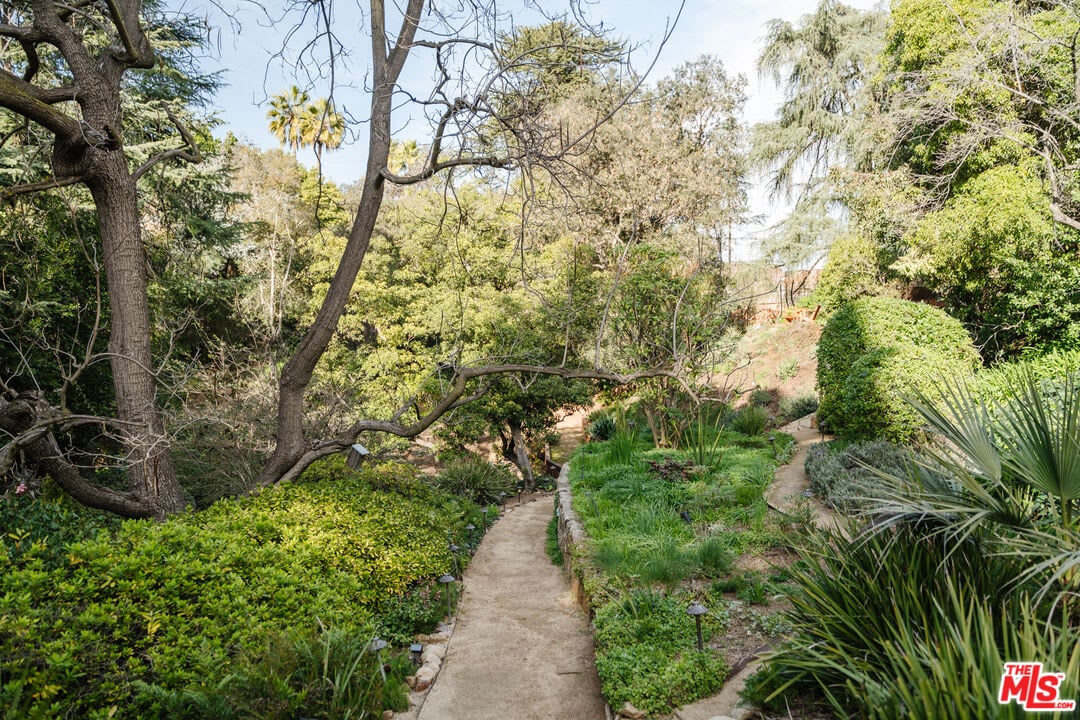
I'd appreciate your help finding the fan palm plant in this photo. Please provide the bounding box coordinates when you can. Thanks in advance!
[300,98,346,163]
[863,369,1080,612]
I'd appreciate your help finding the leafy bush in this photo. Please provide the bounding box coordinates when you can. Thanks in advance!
[748,388,772,407]
[778,394,819,422]
[0,460,474,718]
[376,583,448,647]
[840,344,978,442]
[0,488,119,571]
[805,440,913,512]
[975,347,1080,408]
[140,623,411,720]
[432,456,517,505]
[729,406,769,436]
[816,297,979,439]
[594,590,728,716]
[588,415,617,441]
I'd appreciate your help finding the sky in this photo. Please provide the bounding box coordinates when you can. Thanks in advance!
[200,0,881,258]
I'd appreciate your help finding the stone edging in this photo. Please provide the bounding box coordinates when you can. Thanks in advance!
[555,461,590,610]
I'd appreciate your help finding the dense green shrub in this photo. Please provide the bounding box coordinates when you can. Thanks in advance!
[976,348,1080,407]
[587,415,617,441]
[729,406,769,436]
[748,388,772,407]
[375,583,449,647]
[778,394,819,422]
[139,623,410,720]
[0,460,475,718]
[841,344,977,442]
[0,487,120,571]
[432,456,517,504]
[816,297,979,438]
[594,590,728,716]
[804,440,912,512]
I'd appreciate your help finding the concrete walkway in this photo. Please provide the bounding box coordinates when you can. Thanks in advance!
[416,498,606,720]
[765,414,839,531]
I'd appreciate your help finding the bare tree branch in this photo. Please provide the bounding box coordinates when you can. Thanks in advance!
[130,108,203,181]
[1,173,84,202]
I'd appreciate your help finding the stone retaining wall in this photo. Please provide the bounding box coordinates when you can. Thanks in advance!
[555,461,589,610]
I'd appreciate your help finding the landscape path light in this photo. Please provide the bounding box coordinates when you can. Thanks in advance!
[439,573,456,621]
[410,642,424,666]
[370,637,388,681]
[449,542,461,576]
[686,601,708,652]
[481,506,490,529]
[465,523,476,550]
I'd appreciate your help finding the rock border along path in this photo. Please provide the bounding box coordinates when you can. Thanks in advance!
[413,496,606,720]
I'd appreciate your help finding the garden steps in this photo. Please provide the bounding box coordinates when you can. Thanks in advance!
[412,497,606,720]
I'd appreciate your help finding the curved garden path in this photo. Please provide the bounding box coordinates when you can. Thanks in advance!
[414,497,606,720]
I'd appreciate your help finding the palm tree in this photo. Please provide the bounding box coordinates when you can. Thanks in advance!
[299,98,345,163]
[388,138,421,175]
[266,86,310,156]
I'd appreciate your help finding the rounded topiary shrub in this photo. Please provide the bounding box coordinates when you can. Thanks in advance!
[839,344,978,442]
[816,297,979,438]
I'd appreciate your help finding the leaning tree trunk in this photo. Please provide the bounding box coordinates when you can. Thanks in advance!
[509,420,535,491]
[255,0,423,487]
[85,155,185,519]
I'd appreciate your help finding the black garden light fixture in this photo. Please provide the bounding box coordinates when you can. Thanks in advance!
[686,601,708,652]
[465,523,476,548]
[516,481,524,505]
[370,637,388,680]
[499,491,507,505]
[439,573,456,621]
[481,506,490,529]
[410,642,424,666]
[449,543,461,576]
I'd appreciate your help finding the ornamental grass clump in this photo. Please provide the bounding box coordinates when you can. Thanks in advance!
[749,370,1080,718]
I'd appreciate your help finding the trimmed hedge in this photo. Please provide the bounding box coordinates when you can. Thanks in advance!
[0,459,478,719]
[817,297,979,440]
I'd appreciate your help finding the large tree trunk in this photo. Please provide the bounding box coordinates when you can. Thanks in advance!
[255,0,421,487]
[508,420,535,491]
[85,154,185,519]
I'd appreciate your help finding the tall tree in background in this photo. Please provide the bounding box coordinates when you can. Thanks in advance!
[301,98,345,163]
[266,85,310,157]
[753,0,888,266]
[879,0,1080,358]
